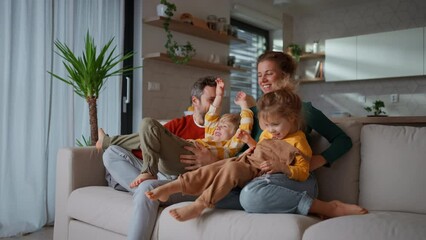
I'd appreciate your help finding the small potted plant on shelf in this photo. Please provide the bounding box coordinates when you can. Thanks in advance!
[286,43,303,62]
[364,100,387,116]
[160,0,196,64]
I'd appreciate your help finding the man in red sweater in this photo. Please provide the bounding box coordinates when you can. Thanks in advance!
[100,76,217,192]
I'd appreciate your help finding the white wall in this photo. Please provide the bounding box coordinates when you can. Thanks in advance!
[140,0,231,124]
[294,0,426,117]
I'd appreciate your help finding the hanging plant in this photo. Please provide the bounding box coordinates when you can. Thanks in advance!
[160,0,196,64]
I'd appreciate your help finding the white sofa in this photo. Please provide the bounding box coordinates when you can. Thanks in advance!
[53,121,426,240]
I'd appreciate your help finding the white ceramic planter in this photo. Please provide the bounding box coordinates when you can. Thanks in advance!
[156,4,167,17]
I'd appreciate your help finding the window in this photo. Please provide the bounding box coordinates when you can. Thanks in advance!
[229,19,269,113]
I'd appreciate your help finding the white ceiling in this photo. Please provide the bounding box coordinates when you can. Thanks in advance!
[271,0,374,15]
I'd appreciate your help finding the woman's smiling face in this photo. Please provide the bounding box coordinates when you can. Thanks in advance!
[257,60,288,94]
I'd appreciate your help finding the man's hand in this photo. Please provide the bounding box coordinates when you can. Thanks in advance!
[180,142,217,170]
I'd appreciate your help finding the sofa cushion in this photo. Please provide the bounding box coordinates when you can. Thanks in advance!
[360,125,426,213]
[311,120,362,204]
[68,186,133,235]
[302,211,426,240]
[155,202,320,240]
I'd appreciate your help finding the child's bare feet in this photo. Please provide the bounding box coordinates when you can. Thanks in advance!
[145,181,181,202]
[169,202,206,221]
[95,128,106,151]
[130,173,155,188]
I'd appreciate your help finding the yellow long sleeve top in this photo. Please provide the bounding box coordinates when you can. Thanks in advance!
[190,104,254,160]
[259,130,312,181]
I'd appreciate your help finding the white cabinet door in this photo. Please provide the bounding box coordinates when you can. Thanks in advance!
[357,27,423,80]
[325,36,357,82]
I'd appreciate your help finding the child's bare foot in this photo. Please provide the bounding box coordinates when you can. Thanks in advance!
[326,200,368,218]
[95,128,106,151]
[169,202,206,221]
[145,181,182,202]
[130,173,155,188]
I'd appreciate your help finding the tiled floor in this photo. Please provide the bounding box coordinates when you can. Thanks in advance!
[2,227,53,240]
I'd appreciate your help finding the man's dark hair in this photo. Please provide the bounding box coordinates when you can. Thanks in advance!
[191,76,217,100]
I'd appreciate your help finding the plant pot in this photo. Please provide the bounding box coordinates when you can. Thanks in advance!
[156,4,167,17]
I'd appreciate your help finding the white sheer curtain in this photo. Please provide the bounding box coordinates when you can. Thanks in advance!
[0,0,123,237]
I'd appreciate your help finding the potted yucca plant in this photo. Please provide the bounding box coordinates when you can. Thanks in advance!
[48,31,139,145]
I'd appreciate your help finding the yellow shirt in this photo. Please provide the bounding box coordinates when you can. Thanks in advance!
[259,130,312,181]
[189,105,254,159]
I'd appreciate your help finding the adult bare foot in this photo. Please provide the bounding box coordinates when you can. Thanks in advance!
[95,128,106,151]
[130,173,155,188]
[326,200,368,218]
[169,202,206,221]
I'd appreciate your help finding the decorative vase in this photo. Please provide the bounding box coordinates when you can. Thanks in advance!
[156,4,167,17]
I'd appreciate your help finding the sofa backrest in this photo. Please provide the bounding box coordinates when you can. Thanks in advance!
[310,120,362,204]
[359,124,426,214]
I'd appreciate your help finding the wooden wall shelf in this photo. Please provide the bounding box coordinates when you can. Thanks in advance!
[300,52,325,60]
[143,52,247,73]
[144,16,246,45]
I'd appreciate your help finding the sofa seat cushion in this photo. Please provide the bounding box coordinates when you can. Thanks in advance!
[68,186,133,235]
[302,211,426,240]
[155,202,320,240]
[360,125,426,213]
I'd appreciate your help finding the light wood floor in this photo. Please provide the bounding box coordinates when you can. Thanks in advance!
[3,227,53,240]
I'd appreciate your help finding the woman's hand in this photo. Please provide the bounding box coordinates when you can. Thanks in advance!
[309,155,327,171]
[260,159,290,175]
[180,142,217,170]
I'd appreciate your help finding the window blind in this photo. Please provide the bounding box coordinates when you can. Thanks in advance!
[229,25,267,113]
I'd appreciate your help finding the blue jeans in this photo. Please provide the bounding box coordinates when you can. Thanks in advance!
[103,145,144,193]
[239,173,318,215]
[128,179,196,240]
[103,145,195,240]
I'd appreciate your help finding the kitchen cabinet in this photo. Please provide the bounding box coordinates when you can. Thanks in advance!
[357,27,423,80]
[325,36,357,82]
[325,27,424,82]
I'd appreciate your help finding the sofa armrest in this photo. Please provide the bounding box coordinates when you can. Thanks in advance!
[54,147,105,240]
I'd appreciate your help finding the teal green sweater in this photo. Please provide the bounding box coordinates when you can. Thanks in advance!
[248,102,352,166]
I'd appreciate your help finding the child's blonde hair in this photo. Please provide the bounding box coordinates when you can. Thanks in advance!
[257,88,303,130]
[218,113,241,134]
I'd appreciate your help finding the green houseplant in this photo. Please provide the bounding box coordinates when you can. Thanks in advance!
[364,100,386,116]
[286,43,303,62]
[48,31,138,145]
[160,0,196,64]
